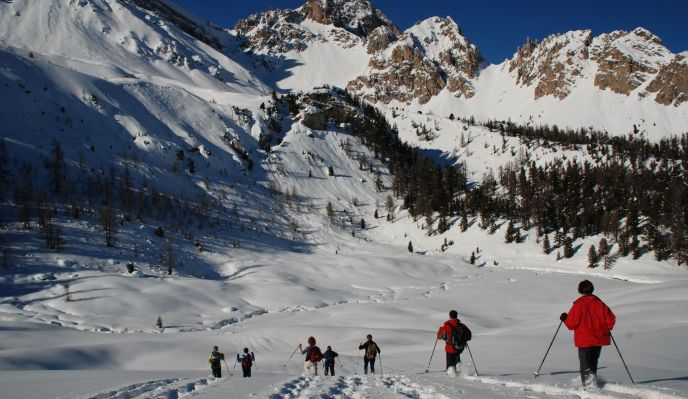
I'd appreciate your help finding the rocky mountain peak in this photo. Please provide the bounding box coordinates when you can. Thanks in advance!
[346,15,483,104]
[509,30,593,100]
[507,27,687,106]
[300,0,400,38]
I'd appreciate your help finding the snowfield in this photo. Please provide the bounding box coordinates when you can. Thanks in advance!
[1,246,687,398]
[1,1,687,398]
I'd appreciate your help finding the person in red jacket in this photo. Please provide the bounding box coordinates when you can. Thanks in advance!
[560,280,616,387]
[437,310,472,376]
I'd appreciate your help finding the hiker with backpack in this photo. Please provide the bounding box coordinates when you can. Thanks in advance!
[208,345,225,378]
[299,336,323,376]
[237,347,255,378]
[560,280,616,387]
[358,334,381,374]
[437,310,472,376]
[322,345,339,376]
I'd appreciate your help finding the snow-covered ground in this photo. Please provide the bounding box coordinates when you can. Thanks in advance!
[1,1,687,398]
[1,243,687,398]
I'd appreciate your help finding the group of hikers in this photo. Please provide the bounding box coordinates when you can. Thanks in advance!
[208,346,255,378]
[209,280,616,387]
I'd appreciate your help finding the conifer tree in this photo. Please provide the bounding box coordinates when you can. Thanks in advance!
[469,251,476,265]
[598,237,609,257]
[460,212,468,232]
[588,245,598,268]
[326,201,334,222]
[505,220,514,243]
[563,236,573,258]
[542,234,551,254]
[407,241,413,253]
[49,138,65,194]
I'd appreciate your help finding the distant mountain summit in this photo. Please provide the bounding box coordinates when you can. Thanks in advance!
[510,27,688,106]
[300,0,400,38]
[1,0,686,137]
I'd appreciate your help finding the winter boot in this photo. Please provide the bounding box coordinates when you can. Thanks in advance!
[582,369,598,387]
[447,366,457,376]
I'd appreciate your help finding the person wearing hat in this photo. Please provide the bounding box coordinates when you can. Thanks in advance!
[437,310,472,376]
[560,280,616,387]
[358,334,381,374]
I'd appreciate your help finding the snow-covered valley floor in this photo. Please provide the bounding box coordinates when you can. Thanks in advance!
[1,250,687,399]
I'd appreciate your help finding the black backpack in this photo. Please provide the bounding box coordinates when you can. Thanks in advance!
[448,322,471,350]
[210,351,223,367]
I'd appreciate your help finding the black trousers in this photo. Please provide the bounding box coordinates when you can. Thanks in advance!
[446,348,463,369]
[324,361,335,376]
[242,365,251,377]
[211,366,221,378]
[578,346,602,384]
[364,357,376,374]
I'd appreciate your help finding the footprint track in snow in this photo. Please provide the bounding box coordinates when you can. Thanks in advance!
[85,376,213,399]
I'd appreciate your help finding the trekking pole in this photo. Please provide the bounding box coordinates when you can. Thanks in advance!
[379,354,383,377]
[611,333,635,385]
[282,345,300,367]
[356,350,363,367]
[223,359,231,378]
[465,344,479,376]
[534,320,563,378]
[425,338,439,373]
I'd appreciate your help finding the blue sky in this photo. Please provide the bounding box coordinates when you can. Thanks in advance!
[173,0,687,63]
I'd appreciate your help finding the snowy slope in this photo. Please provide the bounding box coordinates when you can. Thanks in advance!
[1,1,687,398]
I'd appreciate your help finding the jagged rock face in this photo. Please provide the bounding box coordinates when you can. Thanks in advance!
[646,56,688,106]
[348,17,482,104]
[509,27,684,105]
[366,26,397,54]
[591,28,666,95]
[409,17,482,98]
[234,9,314,53]
[348,43,446,104]
[300,0,400,38]
[300,105,328,130]
[509,30,592,100]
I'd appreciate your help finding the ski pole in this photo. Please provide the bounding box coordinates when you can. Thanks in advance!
[282,345,300,367]
[379,354,383,377]
[356,349,363,367]
[611,333,635,385]
[465,344,479,376]
[223,359,231,378]
[425,338,439,373]
[534,320,563,378]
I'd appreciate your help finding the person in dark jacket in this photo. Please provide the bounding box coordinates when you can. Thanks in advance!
[561,280,616,387]
[437,310,472,375]
[322,345,339,376]
[208,345,224,378]
[358,334,380,374]
[237,347,255,378]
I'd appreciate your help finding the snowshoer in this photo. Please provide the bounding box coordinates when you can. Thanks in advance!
[237,347,255,378]
[299,336,323,376]
[322,346,339,376]
[437,310,472,376]
[358,334,380,374]
[560,280,616,387]
[208,345,225,378]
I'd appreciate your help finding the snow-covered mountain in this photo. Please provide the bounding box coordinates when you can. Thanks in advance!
[1,1,687,398]
[232,0,687,138]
